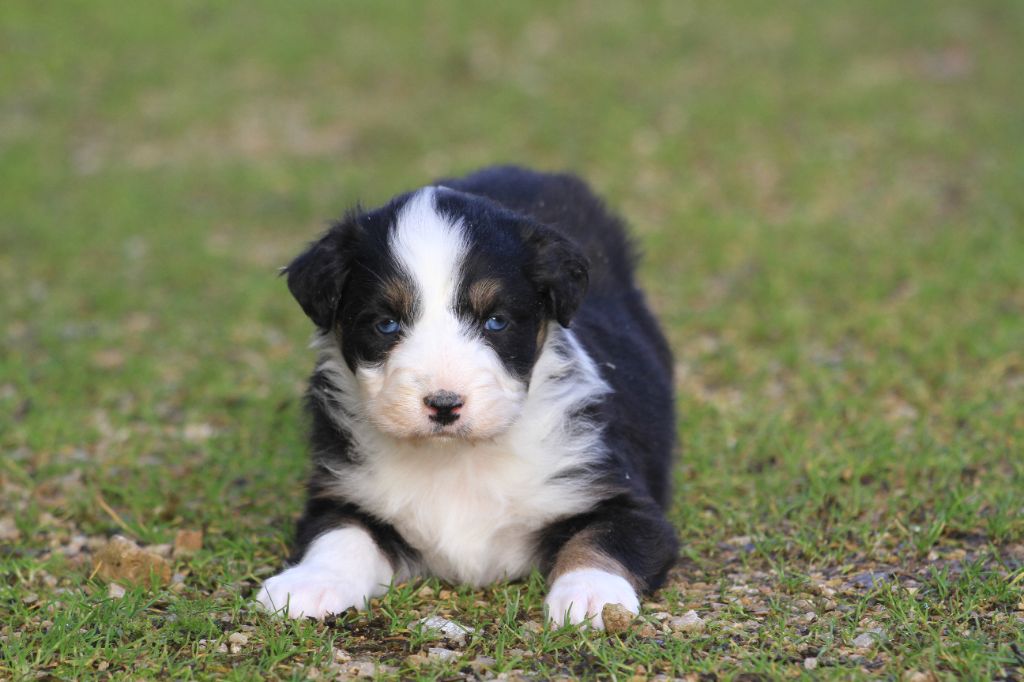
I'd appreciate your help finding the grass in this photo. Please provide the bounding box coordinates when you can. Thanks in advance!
[2,0,1023,679]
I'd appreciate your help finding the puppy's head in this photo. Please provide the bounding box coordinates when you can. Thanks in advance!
[286,187,588,441]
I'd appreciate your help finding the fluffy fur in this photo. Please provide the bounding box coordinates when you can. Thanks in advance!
[256,166,679,628]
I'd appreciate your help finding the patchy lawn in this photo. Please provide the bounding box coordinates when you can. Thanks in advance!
[2,1,1023,679]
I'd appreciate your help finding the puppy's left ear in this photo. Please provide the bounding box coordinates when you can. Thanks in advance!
[284,217,362,329]
[523,224,589,327]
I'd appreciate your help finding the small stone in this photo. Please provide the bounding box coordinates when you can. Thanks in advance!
[636,623,658,638]
[521,619,543,635]
[107,583,126,599]
[804,657,818,670]
[601,603,635,634]
[903,671,937,682]
[339,659,379,678]
[852,630,884,649]
[97,661,109,672]
[333,648,352,663]
[228,631,248,654]
[469,656,496,674]
[417,585,435,599]
[91,349,125,370]
[669,610,705,633]
[427,647,458,661]
[799,611,816,624]
[173,529,203,557]
[0,517,20,542]
[216,643,228,654]
[851,571,892,589]
[183,422,216,442]
[22,593,39,605]
[412,616,474,645]
[93,535,171,586]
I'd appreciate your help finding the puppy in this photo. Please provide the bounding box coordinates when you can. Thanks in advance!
[257,166,678,629]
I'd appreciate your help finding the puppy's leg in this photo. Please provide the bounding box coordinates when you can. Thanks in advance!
[257,498,417,619]
[541,495,678,630]
[257,526,392,619]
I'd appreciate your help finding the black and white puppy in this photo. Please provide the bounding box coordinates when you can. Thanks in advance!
[257,166,678,629]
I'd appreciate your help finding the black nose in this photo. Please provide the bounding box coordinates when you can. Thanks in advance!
[424,390,463,425]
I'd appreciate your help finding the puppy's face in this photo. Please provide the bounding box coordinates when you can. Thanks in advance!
[286,187,588,441]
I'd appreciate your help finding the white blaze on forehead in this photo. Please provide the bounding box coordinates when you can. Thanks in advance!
[357,185,525,441]
[389,187,468,315]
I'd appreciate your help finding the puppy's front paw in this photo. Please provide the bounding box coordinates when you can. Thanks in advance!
[544,568,640,630]
[256,565,370,619]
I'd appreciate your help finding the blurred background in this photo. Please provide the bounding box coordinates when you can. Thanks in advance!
[1,1,1022,674]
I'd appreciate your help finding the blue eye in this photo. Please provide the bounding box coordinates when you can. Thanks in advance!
[484,316,509,332]
[375,319,401,335]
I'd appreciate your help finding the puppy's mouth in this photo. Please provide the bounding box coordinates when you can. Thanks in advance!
[425,421,471,440]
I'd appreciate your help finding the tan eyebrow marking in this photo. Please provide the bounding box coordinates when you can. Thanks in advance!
[381,277,417,317]
[468,278,503,313]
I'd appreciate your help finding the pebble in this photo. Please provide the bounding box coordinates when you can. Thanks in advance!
[148,544,173,558]
[412,616,474,645]
[0,517,21,542]
[852,629,885,649]
[601,603,635,634]
[469,656,496,674]
[93,535,171,586]
[107,583,126,599]
[804,657,818,670]
[636,623,659,638]
[427,647,458,661]
[338,660,390,678]
[903,671,937,682]
[669,610,705,633]
[521,619,544,636]
[228,631,248,654]
[173,529,203,557]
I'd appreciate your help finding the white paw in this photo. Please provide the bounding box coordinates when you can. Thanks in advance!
[544,568,640,630]
[255,527,394,620]
[256,564,372,619]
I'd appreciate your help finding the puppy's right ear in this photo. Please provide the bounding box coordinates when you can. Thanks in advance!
[284,218,362,329]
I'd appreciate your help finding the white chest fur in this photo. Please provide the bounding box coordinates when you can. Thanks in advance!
[314,326,609,586]
[335,437,599,585]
